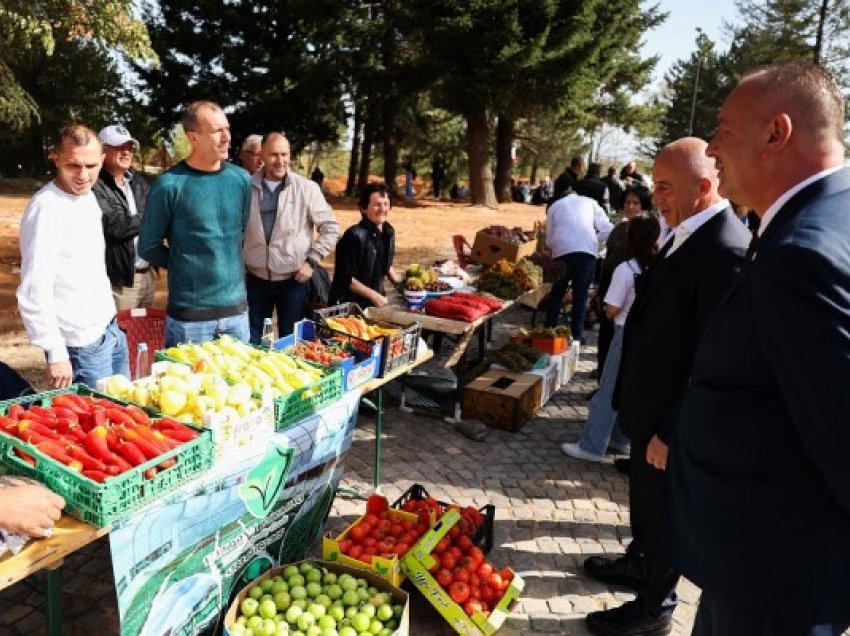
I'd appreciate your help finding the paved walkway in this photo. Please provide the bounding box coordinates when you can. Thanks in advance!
[0,305,705,635]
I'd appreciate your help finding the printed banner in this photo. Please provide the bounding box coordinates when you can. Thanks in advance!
[109,391,360,636]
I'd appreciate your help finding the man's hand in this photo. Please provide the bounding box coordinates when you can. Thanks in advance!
[294,262,313,284]
[47,360,73,389]
[373,294,390,308]
[0,476,65,537]
[646,435,669,471]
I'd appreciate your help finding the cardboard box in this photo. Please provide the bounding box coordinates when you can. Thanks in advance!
[401,509,524,636]
[462,370,542,431]
[563,342,580,385]
[469,231,538,266]
[322,507,420,586]
[223,559,410,636]
[491,358,559,409]
[518,283,552,309]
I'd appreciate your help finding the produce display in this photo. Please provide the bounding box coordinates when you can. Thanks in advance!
[228,562,404,636]
[323,315,399,341]
[285,338,356,366]
[474,271,524,300]
[402,263,452,293]
[488,258,543,291]
[515,326,571,341]
[0,395,199,483]
[160,335,329,398]
[103,361,265,425]
[424,291,503,322]
[480,225,533,244]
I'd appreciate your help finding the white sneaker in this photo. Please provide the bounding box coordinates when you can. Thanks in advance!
[608,441,631,455]
[561,442,604,463]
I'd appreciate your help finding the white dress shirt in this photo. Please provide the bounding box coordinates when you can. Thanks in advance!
[758,165,846,237]
[17,182,116,363]
[665,199,730,257]
[546,194,614,258]
[118,173,149,270]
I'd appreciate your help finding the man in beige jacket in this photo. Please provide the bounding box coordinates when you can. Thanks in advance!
[243,132,340,342]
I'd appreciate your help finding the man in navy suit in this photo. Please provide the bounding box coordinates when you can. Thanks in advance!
[670,64,850,635]
[583,137,750,636]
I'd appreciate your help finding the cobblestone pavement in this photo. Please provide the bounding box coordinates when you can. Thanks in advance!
[0,304,708,635]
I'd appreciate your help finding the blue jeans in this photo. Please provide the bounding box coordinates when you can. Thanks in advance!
[545,251,596,339]
[577,324,630,457]
[246,272,307,344]
[67,318,129,388]
[165,311,250,347]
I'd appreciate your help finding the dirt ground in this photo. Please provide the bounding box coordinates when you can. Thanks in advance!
[0,190,545,390]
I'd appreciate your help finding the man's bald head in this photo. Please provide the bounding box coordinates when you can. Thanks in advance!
[657,137,719,187]
[652,137,721,228]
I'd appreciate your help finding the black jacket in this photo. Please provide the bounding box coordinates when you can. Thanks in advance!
[329,217,395,307]
[613,207,750,446]
[92,169,150,287]
[574,176,609,211]
[671,169,850,621]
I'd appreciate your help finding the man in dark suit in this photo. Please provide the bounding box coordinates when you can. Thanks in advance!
[552,155,584,202]
[582,137,750,636]
[670,63,850,636]
[575,162,611,212]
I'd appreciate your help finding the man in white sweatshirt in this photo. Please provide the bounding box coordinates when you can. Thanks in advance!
[17,124,129,388]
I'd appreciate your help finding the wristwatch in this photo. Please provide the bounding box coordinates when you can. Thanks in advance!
[305,256,318,269]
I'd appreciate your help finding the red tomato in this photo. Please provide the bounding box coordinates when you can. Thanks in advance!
[436,568,453,587]
[476,561,494,578]
[500,567,514,582]
[363,513,379,526]
[429,561,441,574]
[395,542,410,556]
[470,574,481,588]
[400,519,415,532]
[487,572,503,590]
[389,522,404,537]
[463,599,484,616]
[363,536,377,548]
[480,585,495,604]
[403,531,420,545]
[469,585,481,601]
[349,524,368,542]
[451,567,470,584]
[468,547,484,566]
[401,500,417,513]
[440,552,457,570]
[349,545,364,559]
[448,582,470,604]
[448,526,461,539]
[457,556,475,571]
[361,545,377,558]
[433,537,451,554]
[456,535,473,551]
[338,539,353,553]
[449,546,463,559]
[378,519,392,532]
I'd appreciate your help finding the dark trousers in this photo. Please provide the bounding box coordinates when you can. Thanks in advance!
[0,361,33,401]
[597,311,614,379]
[545,251,596,338]
[629,441,679,616]
[246,272,308,344]
[693,593,849,636]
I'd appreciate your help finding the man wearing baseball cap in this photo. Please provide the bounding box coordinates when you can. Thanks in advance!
[92,124,155,309]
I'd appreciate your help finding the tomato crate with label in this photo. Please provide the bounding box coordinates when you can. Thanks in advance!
[401,509,524,636]
[0,384,213,527]
[223,560,411,636]
[275,319,382,392]
[391,483,496,555]
[322,494,431,587]
[314,303,421,377]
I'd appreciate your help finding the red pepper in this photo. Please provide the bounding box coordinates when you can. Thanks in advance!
[16,427,51,446]
[29,405,58,421]
[143,467,158,479]
[158,458,177,470]
[83,426,113,463]
[35,440,74,465]
[18,420,60,441]
[50,407,79,424]
[67,426,87,443]
[82,470,108,483]
[105,428,122,452]
[0,415,17,434]
[105,408,136,427]
[123,405,150,426]
[108,452,132,473]
[6,404,26,420]
[121,429,162,460]
[116,441,146,467]
[51,394,89,416]
[131,426,172,453]
[14,448,35,466]
[67,445,107,472]
[157,426,197,443]
[155,418,199,438]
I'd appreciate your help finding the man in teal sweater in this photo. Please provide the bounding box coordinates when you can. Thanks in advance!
[139,101,252,346]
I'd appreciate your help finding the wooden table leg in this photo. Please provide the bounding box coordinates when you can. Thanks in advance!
[45,561,63,636]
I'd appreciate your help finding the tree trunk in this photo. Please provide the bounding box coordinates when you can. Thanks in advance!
[356,111,374,196]
[529,154,539,185]
[382,98,400,200]
[493,114,515,204]
[813,0,830,65]
[466,107,498,208]
[345,98,363,197]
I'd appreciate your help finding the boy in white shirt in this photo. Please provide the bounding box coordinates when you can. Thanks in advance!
[17,124,129,389]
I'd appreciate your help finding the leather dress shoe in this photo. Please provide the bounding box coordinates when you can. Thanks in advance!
[587,600,672,636]
[584,554,647,591]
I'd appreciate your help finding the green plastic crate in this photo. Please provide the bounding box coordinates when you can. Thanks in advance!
[0,384,214,527]
[274,367,343,430]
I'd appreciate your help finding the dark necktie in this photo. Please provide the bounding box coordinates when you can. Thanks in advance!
[745,231,760,261]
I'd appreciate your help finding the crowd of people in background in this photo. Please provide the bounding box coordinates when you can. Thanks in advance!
[3,62,850,636]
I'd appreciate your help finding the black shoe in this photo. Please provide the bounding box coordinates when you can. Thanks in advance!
[584,555,646,591]
[614,458,631,475]
[586,600,672,636]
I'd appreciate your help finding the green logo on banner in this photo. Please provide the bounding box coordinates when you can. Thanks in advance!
[238,442,294,519]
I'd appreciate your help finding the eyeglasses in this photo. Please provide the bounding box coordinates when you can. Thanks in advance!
[108,142,136,152]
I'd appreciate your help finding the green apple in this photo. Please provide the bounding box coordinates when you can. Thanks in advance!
[376,605,393,623]
[296,611,316,631]
[283,565,300,579]
[285,605,303,624]
[305,568,323,584]
[241,597,260,618]
[249,586,265,601]
[341,590,359,607]
[290,586,307,601]
[350,613,370,633]
[273,591,291,611]
[271,581,289,595]
[325,584,342,601]
[259,599,278,620]
[306,582,323,598]
[322,572,337,585]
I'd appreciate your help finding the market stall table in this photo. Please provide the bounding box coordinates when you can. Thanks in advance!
[0,515,110,636]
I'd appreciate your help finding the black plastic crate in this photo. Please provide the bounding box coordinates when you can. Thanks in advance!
[392,483,495,555]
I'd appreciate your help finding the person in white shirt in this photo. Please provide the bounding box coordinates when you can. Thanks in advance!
[545,192,614,341]
[17,124,129,389]
[562,213,660,463]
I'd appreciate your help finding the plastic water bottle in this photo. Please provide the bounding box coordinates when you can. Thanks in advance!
[260,318,275,350]
[135,342,151,380]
